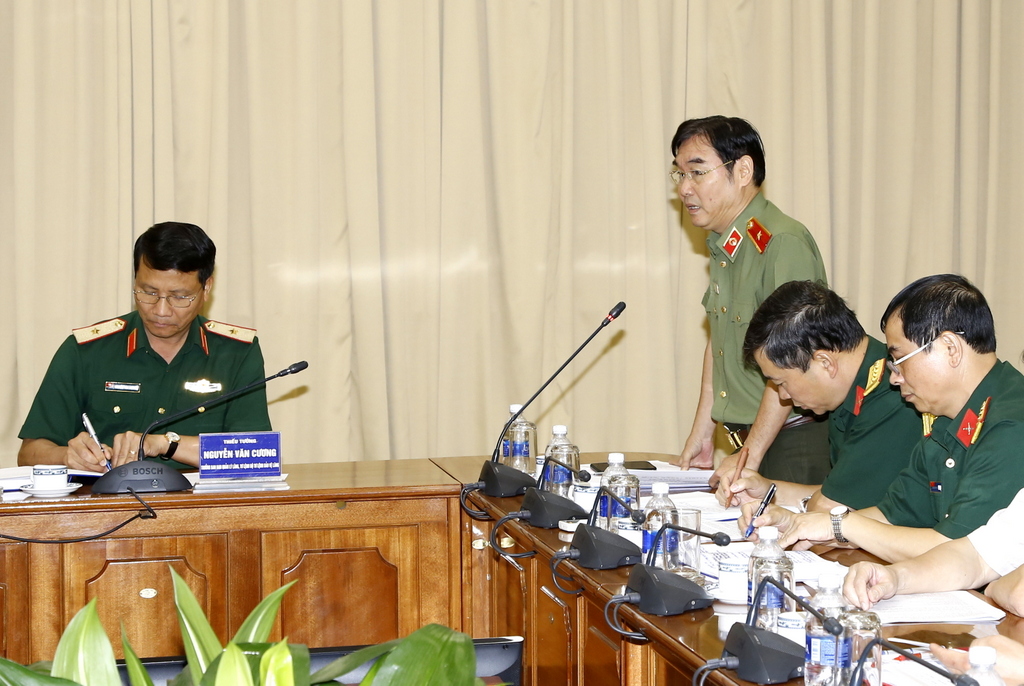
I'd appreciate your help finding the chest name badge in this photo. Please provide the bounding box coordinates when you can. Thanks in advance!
[105,381,141,393]
[185,379,223,394]
[929,481,942,493]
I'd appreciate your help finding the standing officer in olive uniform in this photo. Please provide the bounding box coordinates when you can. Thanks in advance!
[18,222,272,472]
[715,281,921,512]
[747,275,1024,563]
[672,116,830,485]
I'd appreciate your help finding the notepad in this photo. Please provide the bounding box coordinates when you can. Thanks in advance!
[870,591,1005,624]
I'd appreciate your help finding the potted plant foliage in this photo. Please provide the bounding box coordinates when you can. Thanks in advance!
[0,566,485,686]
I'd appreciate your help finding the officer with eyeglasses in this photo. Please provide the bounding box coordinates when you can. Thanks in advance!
[746,274,1024,563]
[18,222,272,472]
[671,115,830,488]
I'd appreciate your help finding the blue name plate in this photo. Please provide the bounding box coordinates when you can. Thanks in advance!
[199,431,282,478]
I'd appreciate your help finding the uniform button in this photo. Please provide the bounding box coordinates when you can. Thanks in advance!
[735,315,742,322]
[198,407,206,413]
[945,458,955,468]
[719,261,727,268]
[158,408,166,414]
[113,406,121,413]
[718,350,724,356]
[719,391,727,398]
[714,283,720,294]
[721,306,727,313]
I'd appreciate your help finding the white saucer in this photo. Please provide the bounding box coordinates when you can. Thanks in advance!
[20,484,82,498]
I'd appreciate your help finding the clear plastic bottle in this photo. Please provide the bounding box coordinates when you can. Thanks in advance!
[500,404,519,464]
[642,482,681,571]
[747,526,794,632]
[542,425,579,498]
[804,572,852,686]
[599,453,640,536]
[506,406,536,475]
[966,645,1005,686]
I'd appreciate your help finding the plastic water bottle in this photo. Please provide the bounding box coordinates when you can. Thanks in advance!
[506,407,536,475]
[747,526,794,631]
[804,572,852,686]
[500,404,518,463]
[642,482,680,571]
[599,453,640,536]
[542,425,579,498]
[966,646,1005,686]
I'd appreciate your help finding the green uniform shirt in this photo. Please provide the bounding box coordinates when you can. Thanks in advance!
[819,337,921,509]
[703,192,827,424]
[19,311,272,470]
[877,361,1024,538]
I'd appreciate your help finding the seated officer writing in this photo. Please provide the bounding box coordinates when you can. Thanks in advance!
[717,281,920,513]
[744,274,1024,562]
[18,222,272,471]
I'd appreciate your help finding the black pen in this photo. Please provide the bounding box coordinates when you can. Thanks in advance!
[744,482,777,538]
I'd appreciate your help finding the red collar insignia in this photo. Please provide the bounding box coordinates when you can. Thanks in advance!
[746,218,773,253]
[722,227,744,259]
[200,327,210,355]
[957,408,980,448]
[125,329,137,357]
[853,386,865,416]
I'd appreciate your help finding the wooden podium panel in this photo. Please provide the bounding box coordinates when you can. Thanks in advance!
[0,459,462,663]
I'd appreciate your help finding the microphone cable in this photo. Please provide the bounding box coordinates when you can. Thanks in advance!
[0,489,157,544]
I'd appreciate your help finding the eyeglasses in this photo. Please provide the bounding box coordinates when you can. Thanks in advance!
[886,331,965,375]
[133,290,201,309]
[669,159,735,185]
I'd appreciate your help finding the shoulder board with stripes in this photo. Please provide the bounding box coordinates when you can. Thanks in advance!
[861,359,886,398]
[72,318,127,344]
[203,320,257,344]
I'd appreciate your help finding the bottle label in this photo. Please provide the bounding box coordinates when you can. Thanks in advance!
[545,464,572,484]
[748,579,785,609]
[502,438,510,458]
[806,635,852,667]
[642,529,679,554]
[512,439,530,457]
[598,494,632,518]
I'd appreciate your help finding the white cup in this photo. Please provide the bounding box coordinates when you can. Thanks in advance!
[717,559,748,603]
[32,465,69,490]
[777,611,807,645]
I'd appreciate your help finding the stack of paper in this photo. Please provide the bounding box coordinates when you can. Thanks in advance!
[627,462,713,493]
[871,591,1005,624]
[699,541,845,583]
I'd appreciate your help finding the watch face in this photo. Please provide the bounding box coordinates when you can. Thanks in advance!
[166,432,181,442]
[830,505,848,516]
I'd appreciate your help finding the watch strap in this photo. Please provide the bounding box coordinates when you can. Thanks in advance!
[831,509,849,544]
[164,433,180,460]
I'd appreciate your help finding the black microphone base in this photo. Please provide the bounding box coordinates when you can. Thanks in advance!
[479,461,536,498]
[520,488,587,528]
[722,623,804,684]
[570,524,642,569]
[625,564,714,615]
[91,462,193,494]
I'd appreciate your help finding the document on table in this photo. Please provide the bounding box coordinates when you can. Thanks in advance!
[0,466,101,491]
[871,591,1005,624]
[626,461,713,492]
[699,540,845,583]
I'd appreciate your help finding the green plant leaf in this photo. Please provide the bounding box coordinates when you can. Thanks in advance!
[369,624,477,686]
[51,598,120,686]
[232,580,297,644]
[212,644,254,686]
[308,639,400,683]
[259,640,294,686]
[170,566,222,684]
[0,657,80,685]
[120,625,155,686]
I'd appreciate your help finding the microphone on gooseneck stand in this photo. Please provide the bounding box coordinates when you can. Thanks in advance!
[722,575,843,685]
[536,454,591,490]
[91,361,309,495]
[461,302,626,514]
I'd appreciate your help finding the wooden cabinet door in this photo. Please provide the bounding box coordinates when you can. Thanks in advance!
[579,594,626,686]
[61,534,229,659]
[0,543,30,663]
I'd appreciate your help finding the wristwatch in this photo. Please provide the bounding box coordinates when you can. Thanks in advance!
[164,431,181,460]
[830,505,850,544]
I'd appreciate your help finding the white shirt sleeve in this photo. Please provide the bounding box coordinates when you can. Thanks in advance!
[968,488,1024,576]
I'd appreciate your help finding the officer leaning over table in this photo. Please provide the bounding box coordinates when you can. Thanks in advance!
[743,274,1024,563]
[18,221,271,472]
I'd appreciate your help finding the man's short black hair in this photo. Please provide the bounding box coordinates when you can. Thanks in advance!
[743,281,865,371]
[670,116,766,187]
[880,274,996,354]
[133,222,216,285]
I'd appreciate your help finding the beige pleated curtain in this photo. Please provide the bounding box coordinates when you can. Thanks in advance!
[2,1,1022,466]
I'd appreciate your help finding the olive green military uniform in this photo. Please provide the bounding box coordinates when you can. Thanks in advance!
[19,311,272,470]
[819,336,921,509]
[877,361,1024,538]
[703,191,829,483]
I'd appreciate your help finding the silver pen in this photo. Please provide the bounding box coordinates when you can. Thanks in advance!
[82,413,112,472]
